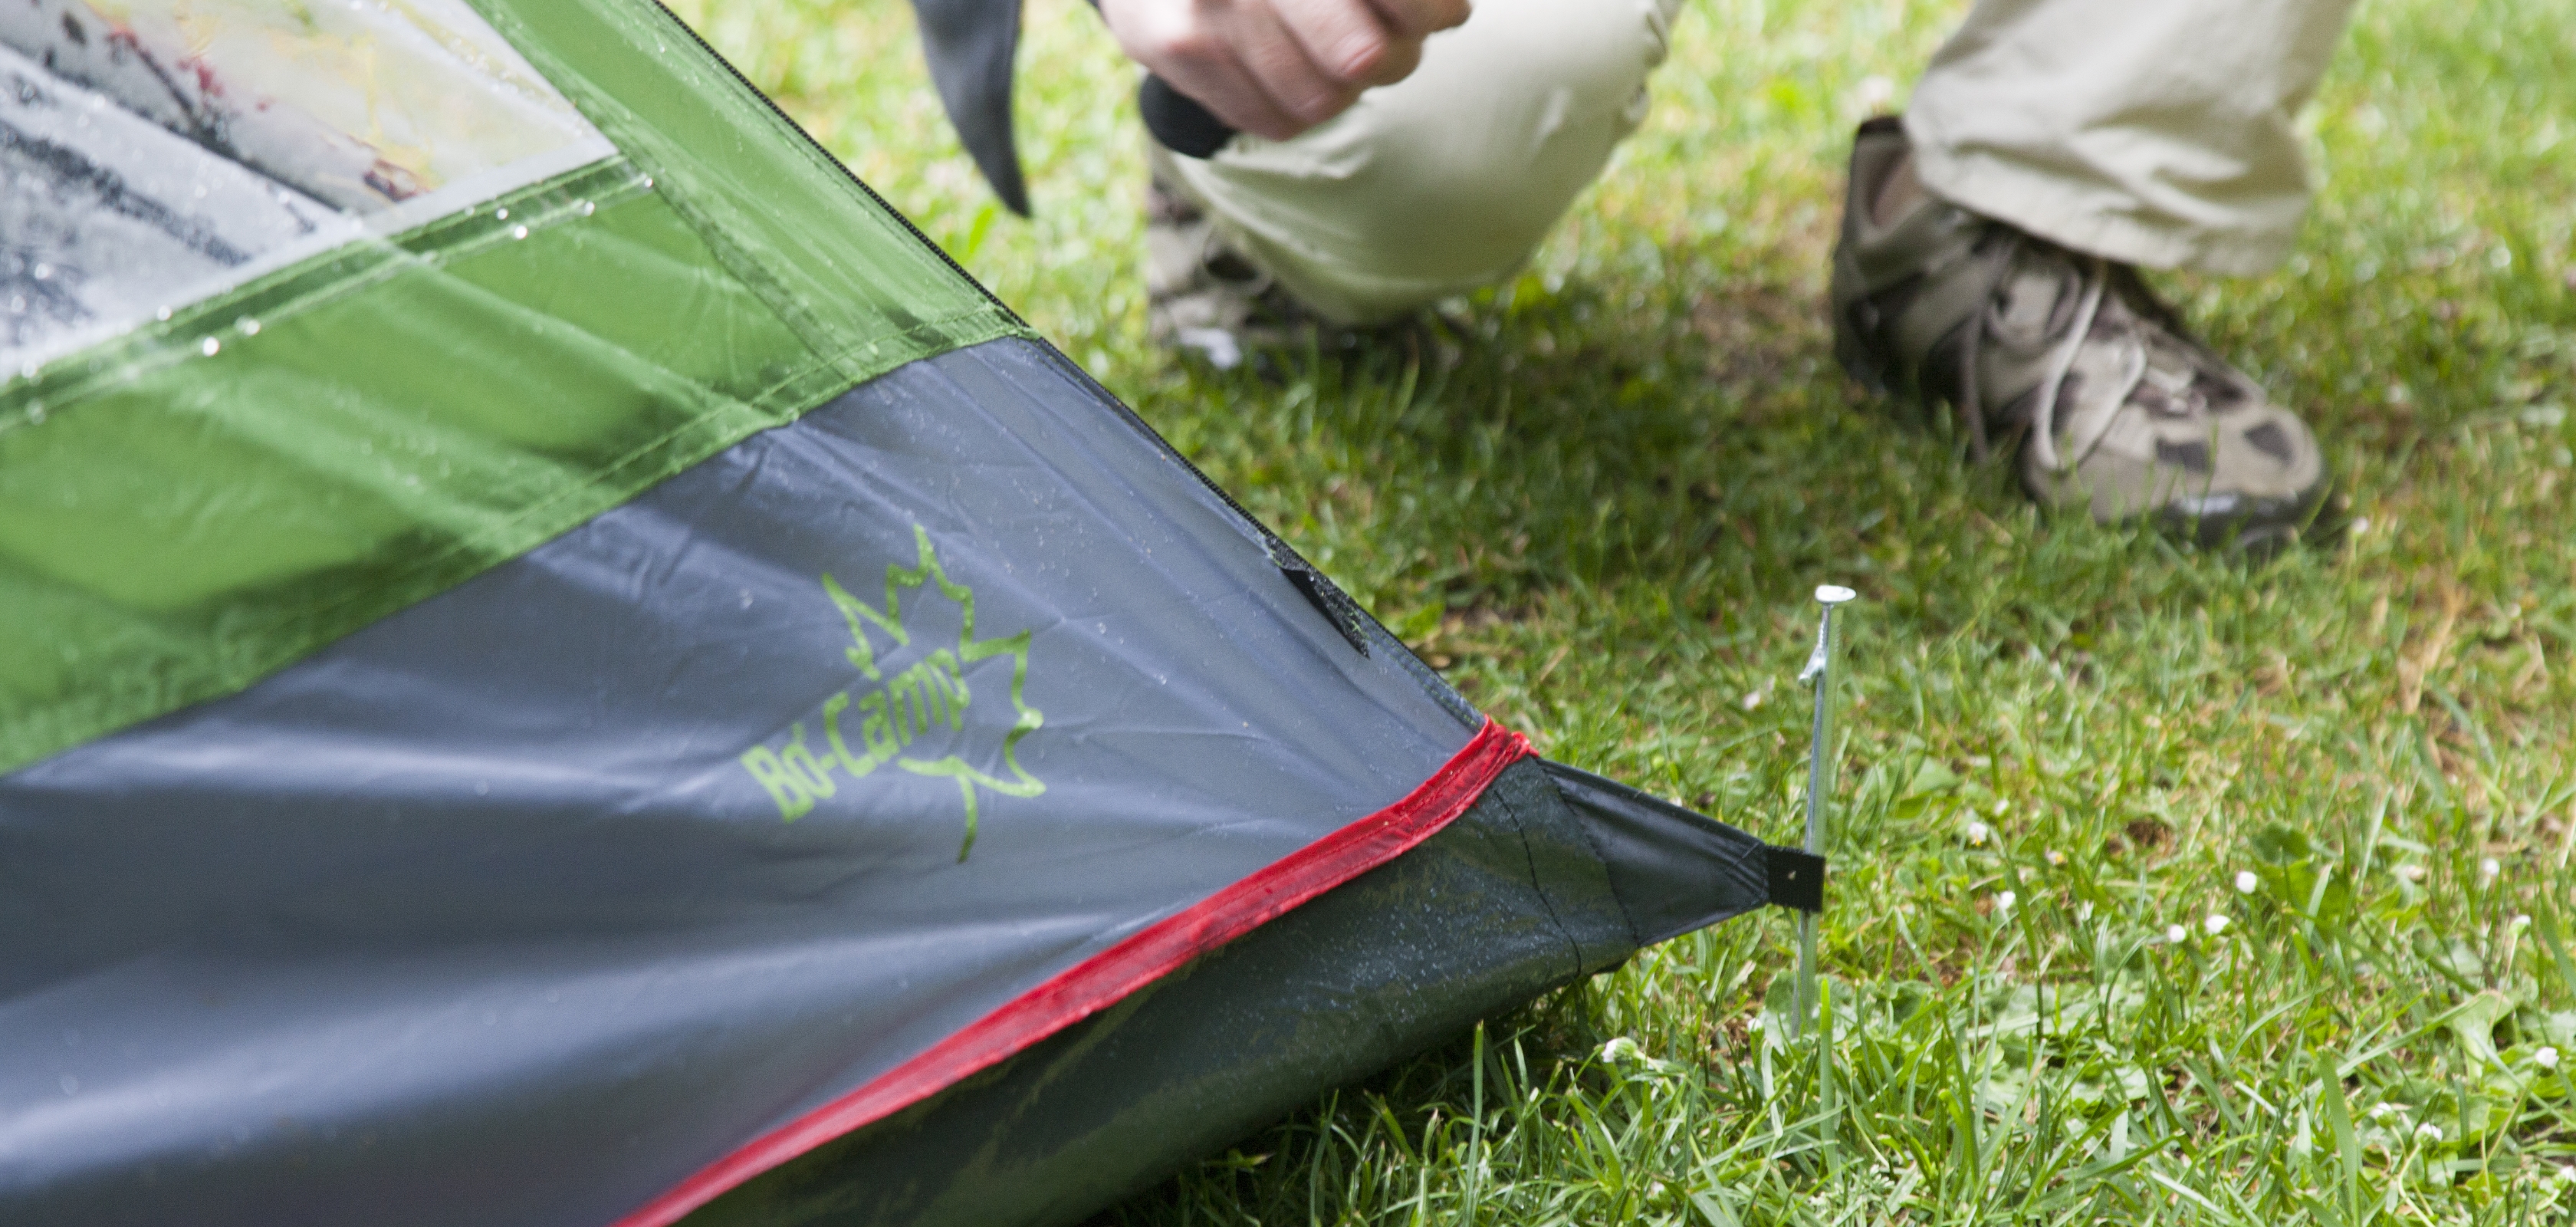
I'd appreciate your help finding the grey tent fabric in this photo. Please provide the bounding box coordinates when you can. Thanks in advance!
[0,5,1819,1221]
[0,336,1812,1226]
[682,758,1773,1227]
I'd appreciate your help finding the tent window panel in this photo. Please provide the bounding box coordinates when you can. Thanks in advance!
[0,0,603,212]
[0,0,617,370]
[2,44,360,369]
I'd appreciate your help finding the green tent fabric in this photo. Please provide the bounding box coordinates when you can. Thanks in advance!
[2,0,1020,774]
[0,5,1818,1225]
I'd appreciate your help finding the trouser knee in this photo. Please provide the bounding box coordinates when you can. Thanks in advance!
[1162,0,1681,323]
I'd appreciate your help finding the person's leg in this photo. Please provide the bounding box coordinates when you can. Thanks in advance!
[1904,0,2360,275]
[1829,0,2354,553]
[1153,0,1684,327]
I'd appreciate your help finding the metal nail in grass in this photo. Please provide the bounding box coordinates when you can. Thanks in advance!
[750,0,2576,1218]
[1793,584,1855,1042]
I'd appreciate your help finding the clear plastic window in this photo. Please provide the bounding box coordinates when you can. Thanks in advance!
[4,0,614,369]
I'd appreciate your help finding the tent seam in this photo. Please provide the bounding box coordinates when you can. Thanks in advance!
[1545,766,1654,951]
[0,311,1021,777]
[1487,768,1595,980]
[606,719,1534,1227]
[2,157,653,427]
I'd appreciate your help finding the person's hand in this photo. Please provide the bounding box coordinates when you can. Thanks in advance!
[1097,0,1470,142]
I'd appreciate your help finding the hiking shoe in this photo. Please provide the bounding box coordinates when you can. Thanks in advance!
[1145,156,1323,370]
[1829,117,2334,554]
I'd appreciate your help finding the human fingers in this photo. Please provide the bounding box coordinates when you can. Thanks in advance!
[1099,0,1309,139]
[1274,0,1455,90]
[1261,0,1405,95]
[1364,0,1470,41]
[1349,32,1419,89]
[1229,0,1370,130]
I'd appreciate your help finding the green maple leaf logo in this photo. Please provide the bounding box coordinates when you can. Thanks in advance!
[737,525,1044,860]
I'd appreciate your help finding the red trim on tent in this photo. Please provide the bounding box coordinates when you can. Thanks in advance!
[610,718,1533,1227]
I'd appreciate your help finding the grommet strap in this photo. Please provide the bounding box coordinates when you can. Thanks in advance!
[1764,845,1826,913]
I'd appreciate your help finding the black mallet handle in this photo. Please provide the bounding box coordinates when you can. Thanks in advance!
[1138,74,1238,158]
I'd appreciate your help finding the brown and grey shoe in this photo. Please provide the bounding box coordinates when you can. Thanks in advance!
[1829,117,2335,554]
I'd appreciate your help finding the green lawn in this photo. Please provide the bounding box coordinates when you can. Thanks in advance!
[669,1,2576,1221]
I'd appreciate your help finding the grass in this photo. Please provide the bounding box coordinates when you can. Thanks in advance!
[667,0,2576,1221]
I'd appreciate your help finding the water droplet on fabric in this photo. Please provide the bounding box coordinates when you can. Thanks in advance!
[511,225,529,240]
[155,306,172,321]
[238,318,261,336]
[495,207,509,220]
[199,338,220,357]
[577,199,596,216]
[642,176,654,189]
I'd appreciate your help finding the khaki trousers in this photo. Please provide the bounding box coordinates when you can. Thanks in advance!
[1158,0,2358,324]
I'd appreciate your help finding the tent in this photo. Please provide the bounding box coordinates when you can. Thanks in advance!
[0,3,1825,1224]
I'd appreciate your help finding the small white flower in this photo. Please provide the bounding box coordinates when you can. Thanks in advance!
[2415,1122,2443,1143]
[2512,913,2533,933]
[2480,857,2502,885]
[2396,864,2426,883]
[1995,890,2018,915]
[2536,1046,2560,1071]
[1746,1014,1766,1033]
[2204,913,2230,936]
[1598,1036,1643,1063]
[1993,800,2010,817]
[1740,687,1766,711]
[2045,850,2066,867]
[1964,819,1991,846]
[2235,870,2259,894]
[2166,923,2188,944]
[2369,1103,2400,1121]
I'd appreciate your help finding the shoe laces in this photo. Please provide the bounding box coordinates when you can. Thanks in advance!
[1957,237,2147,473]
[2028,256,2140,474]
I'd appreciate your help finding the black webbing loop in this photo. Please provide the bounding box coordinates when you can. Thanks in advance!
[1763,845,1826,913]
